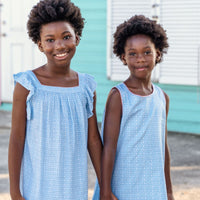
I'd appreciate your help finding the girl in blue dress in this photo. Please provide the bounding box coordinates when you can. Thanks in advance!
[8,0,103,199]
[93,15,174,200]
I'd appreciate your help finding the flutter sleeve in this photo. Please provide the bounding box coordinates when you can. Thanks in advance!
[84,74,97,118]
[13,71,35,120]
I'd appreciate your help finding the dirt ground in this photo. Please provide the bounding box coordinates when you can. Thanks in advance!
[168,132,200,200]
[168,166,200,200]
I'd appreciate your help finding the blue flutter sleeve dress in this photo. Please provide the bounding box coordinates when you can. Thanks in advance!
[14,70,96,200]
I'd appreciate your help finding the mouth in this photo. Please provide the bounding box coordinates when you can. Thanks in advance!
[135,66,147,71]
[54,52,69,60]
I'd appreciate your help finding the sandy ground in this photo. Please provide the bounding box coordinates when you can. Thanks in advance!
[170,166,200,200]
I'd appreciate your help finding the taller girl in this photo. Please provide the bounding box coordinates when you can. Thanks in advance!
[8,0,102,199]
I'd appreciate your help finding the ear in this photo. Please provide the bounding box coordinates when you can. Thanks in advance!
[37,40,44,52]
[121,53,127,65]
[75,35,80,46]
[156,49,161,63]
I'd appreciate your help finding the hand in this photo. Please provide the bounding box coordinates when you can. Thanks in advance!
[111,192,118,200]
[12,197,25,200]
[167,193,175,200]
[10,194,25,200]
[100,192,118,200]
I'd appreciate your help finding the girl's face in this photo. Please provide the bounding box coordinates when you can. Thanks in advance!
[121,34,160,80]
[38,21,79,68]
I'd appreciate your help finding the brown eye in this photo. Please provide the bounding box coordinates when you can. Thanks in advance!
[64,35,71,40]
[129,52,136,56]
[144,51,151,55]
[46,39,54,43]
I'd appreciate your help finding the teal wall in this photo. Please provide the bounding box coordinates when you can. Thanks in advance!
[71,0,117,121]
[159,84,200,134]
[70,0,200,135]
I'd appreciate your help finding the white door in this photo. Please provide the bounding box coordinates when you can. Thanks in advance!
[159,0,200,85]
[0,0,45,102]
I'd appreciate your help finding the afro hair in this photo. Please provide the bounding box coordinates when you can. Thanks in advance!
[27,0,85,43]
[113,15,169,63]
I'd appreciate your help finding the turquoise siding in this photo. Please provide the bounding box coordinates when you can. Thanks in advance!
[71,0,117,121]
[158,84,200,134]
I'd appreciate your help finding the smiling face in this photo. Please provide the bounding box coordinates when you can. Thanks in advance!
[37,21,79,69]
[121,34,160,81]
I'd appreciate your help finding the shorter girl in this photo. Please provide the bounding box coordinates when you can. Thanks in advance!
[93,15,174,200]
[8,0,102,199]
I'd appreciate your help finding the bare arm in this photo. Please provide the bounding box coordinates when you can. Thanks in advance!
[8,83,28,200]
[100,88,121,200]
[88,91,103,183]
[163,92,175,200]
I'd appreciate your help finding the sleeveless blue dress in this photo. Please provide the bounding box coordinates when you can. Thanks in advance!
[14,70,96,200]
[93,83,167,200]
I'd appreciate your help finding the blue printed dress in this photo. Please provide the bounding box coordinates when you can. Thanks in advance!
[14,70,96,200]
[93,83,167,200]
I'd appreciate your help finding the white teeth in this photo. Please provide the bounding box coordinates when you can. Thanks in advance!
[56,53,67,57]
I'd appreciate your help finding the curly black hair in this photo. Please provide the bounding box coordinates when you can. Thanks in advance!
[113,15,169,63]
[27,0,85,43]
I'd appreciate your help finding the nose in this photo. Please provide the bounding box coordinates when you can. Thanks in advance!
[136,53,145,62]
[55,40,65,50]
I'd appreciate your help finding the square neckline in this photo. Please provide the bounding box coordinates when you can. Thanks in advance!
[28,70,81,90]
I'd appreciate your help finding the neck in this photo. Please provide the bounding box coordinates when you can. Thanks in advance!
[128,75,152,89]
[44,63,71,76]
[125,76,153,96]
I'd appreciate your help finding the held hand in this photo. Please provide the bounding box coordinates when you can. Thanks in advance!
[10,194,25,200]
[167,193,175,200]
[100,192,118,200]
[111,192,118,200]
